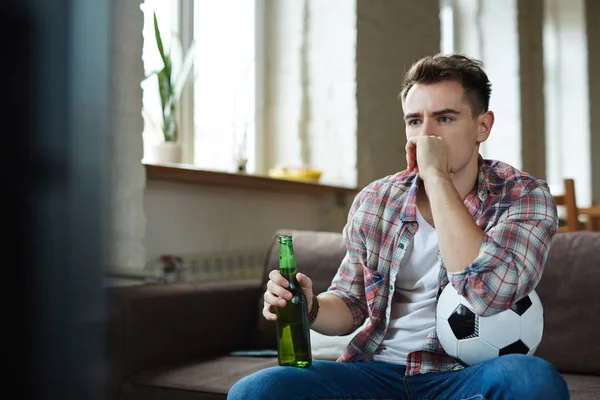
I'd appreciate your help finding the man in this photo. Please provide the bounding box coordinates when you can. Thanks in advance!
[228,54,569,399]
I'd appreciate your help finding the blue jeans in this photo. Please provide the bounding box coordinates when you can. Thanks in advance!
[227,354,569,400]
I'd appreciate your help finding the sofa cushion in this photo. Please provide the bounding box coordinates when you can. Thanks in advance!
[535,231,600,375]
[310,327,361,361]
[560,374,600,400]
[121,356,278,400]
[250,229,347,349]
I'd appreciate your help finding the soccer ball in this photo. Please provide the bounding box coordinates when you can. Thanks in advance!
[436,283,544,366]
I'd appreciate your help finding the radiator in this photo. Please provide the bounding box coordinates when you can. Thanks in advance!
[145,248,267,283]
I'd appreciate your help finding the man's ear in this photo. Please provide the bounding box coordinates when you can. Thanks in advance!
[477,111,494,143]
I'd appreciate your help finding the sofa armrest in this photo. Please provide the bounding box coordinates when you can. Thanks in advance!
[105,279,262,391]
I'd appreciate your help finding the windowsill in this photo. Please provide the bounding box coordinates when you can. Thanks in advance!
[144,162,359,197]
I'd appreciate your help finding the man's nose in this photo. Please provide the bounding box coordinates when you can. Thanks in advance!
[419,120,437,137]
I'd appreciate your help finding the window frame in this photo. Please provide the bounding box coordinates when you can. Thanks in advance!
[175,0,195,164]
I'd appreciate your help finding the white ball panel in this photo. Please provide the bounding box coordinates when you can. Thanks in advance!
[436,283,462,320]
[520,305,544,350]
[478,309,521,348]
[459,294,476,313]
[528,291,544,313]
[457,337,499,366]
[436,317,459,358]
[527,343,540,356]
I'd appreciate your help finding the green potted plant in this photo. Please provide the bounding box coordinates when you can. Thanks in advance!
[143,11,196,163]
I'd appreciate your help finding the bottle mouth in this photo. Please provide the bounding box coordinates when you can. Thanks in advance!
[278,235,292,243]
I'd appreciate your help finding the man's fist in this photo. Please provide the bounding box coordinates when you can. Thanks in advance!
[263,270,314,321]
[406,135,451,181]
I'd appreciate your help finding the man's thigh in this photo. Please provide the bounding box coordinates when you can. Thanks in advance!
[405,354,568,400]
[228,360,409,400]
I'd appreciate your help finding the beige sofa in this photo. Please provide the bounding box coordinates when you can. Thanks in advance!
[105,230,600,399]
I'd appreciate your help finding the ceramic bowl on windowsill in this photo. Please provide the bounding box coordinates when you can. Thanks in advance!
[268,166,322,183]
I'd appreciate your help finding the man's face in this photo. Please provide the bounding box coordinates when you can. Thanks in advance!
[402,80,490,174]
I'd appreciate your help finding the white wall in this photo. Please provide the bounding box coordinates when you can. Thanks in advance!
[453,0,522,169]
[109,0,147,271]
[355,0,441,187]
[143,180,348,262]
[264,0,357,189]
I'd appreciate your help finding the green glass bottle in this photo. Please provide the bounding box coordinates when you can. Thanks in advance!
[275,235,312,368]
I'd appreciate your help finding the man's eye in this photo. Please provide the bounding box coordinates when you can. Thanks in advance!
[439,116,452,123]
[409,120,421,126]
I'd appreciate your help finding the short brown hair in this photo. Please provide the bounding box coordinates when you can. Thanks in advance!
[399,53,492,116]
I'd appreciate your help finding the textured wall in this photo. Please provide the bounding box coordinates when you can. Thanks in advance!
[144,180,349,263]
[109,0,147,270]
[356,0,441,187]
[519,0,546,179]
[586,0,600,204]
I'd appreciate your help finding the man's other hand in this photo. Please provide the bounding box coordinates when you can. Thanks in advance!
[406,135,451,181]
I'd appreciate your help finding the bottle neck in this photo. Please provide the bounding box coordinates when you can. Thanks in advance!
[279,241,297,276]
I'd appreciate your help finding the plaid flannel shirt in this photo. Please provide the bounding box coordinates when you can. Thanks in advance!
[325,155,558,376]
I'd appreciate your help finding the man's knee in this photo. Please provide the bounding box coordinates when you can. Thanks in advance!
[227,367,303,400]
[486,354,568,400]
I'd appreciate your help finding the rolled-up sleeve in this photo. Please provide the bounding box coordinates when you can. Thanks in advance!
[325,192,370,331]
[448,184,558,317]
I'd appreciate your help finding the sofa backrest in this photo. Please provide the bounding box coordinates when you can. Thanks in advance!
[251,229,600,376]
[535,231,600,375]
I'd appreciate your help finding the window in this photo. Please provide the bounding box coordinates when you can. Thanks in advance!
[193,1,257,173]
[141,1,361,189]
[141,0,174,150]
[440,0,455,55]
[141,0,259,174]
[543,0,592,206]
[443,0,593,205]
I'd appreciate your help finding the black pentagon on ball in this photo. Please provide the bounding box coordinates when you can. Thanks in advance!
[499,340,530,356]
[448,304,477,339]
[510,296,533,316]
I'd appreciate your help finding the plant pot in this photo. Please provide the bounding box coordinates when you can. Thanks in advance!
[146,142,182,164]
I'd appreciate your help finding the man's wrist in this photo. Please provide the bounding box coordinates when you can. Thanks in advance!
[422,168,451,183]
[307,294,320,325]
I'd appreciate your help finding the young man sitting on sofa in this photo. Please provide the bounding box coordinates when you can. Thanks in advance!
[228,53,570,400]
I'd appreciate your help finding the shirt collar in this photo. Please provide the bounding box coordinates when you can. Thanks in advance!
[475,154,492,199]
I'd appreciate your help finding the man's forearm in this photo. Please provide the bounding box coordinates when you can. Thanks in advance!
[309,293,355,336]
[425,175,485,273]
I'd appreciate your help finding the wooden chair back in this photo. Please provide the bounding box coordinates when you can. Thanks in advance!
[554,178,579,232]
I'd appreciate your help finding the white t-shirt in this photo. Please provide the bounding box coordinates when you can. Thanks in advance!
[372,208,440,364]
